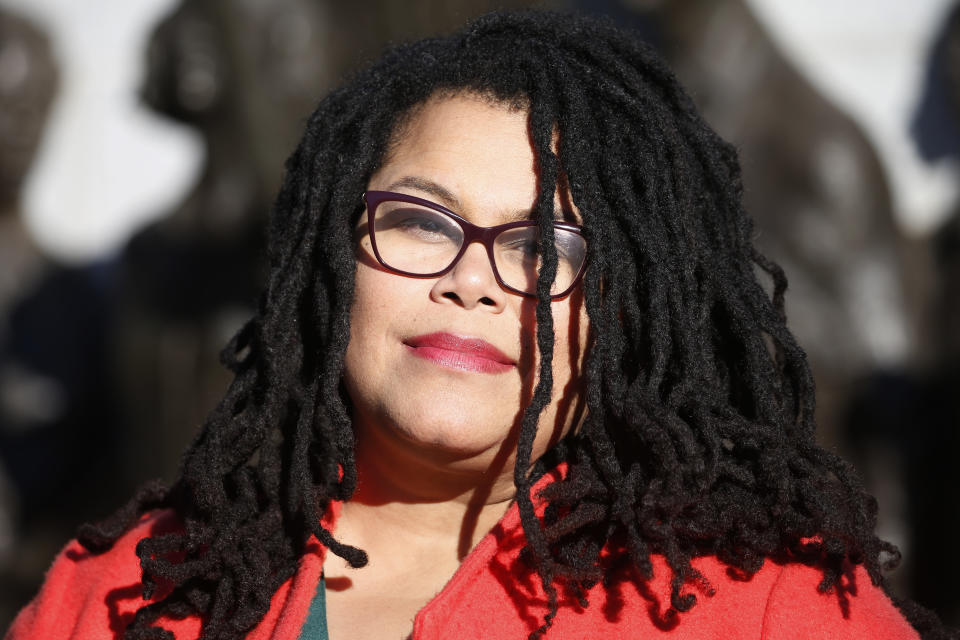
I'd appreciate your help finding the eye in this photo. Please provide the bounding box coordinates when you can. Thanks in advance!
[502,237,540,259]
[376,206,461,243]
[397,214,446,234]
[497,226,580,263]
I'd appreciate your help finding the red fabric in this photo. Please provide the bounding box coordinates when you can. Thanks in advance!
[3,511,323,640]
[6,471,919,640]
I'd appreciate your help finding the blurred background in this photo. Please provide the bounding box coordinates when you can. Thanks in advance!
[0,0,957,629]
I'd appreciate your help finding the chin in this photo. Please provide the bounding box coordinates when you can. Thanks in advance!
[385,410,519,463]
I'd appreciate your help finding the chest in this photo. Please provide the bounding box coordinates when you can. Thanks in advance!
[322,578,436,640]
[318,545,467,640]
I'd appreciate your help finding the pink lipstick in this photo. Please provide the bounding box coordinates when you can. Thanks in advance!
[404,332,515,374]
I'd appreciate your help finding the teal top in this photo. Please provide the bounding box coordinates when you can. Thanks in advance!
[298,574,330,640]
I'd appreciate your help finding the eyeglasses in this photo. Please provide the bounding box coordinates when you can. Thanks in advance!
[360,191,587,298]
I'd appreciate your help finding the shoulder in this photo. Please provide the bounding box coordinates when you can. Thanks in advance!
[754,559,920,640]
[625,555,919,639]
[5,510,202,640]
[564,555,919,639]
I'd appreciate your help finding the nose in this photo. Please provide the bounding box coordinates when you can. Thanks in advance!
[430,242,507,311]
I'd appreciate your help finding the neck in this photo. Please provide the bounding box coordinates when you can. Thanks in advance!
[335,420,520,568]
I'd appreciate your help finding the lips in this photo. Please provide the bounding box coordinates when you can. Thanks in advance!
[404,332,515,374]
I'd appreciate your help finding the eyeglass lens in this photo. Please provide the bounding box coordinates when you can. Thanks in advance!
[370,199,586,296]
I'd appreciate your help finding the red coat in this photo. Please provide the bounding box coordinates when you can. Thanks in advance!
[7,475,919,640]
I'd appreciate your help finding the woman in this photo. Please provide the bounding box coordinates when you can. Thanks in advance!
[6,10,946,640]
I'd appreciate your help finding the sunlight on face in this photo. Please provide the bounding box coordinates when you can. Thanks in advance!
[344,93,589,479]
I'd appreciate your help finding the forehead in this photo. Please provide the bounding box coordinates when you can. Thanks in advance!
[370,93,577,223]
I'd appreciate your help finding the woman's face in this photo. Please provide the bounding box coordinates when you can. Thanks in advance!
[344,94,589,479]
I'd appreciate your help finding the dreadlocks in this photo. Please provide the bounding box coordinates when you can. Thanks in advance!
[77,10,939,639]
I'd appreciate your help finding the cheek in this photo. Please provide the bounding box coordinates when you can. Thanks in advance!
[527,293,590,453]
[344,266,393,393]
[348,260,411,337]
[547,290,590,386]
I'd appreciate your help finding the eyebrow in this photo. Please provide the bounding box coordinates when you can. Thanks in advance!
[385,175,576,224]
[386,176,463,211]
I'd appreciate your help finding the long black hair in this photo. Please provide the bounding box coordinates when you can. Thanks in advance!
[79,10,943,639]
